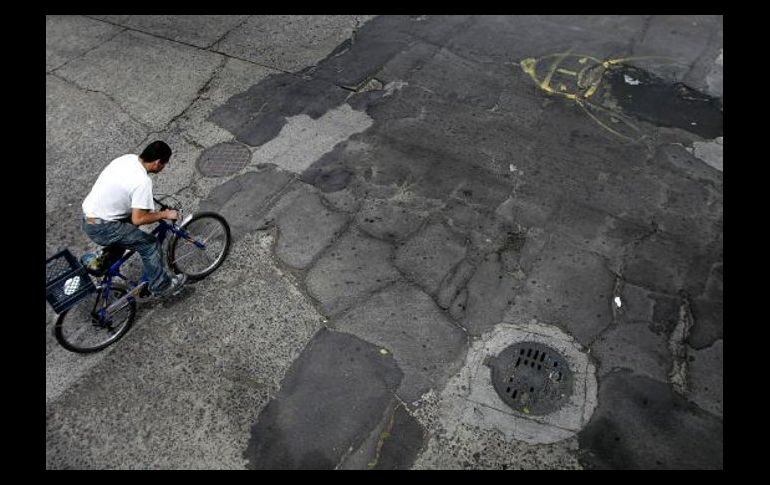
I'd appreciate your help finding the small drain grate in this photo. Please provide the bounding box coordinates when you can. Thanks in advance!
[196,142,251,177]
[487,342,573,415]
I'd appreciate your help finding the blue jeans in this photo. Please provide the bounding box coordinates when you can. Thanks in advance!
[82,218,171,293]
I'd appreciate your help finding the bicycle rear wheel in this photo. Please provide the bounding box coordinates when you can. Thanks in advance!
[168,212,231,281]
[54,283,136,353]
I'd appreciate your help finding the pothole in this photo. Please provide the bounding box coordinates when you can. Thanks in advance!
[196,141,251,177]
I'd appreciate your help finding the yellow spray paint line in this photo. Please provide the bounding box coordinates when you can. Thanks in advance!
[577,101,637,142]
[519,51,683,143]
[366,408,396,469]
[541,50,574,93]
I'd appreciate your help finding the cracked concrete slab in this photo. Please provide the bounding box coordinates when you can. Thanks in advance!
[630,15,722,84]
[440,259,478,313]
[686,339,722,417]
[318,180,363,213]
[414,418,583,469]
[456,252,521,336]
[55,29,224,131]
[688,297,722,346]
[357,96,519,209]
[395,222,467,297]
[354,197,428,242]
[504,235,615,346]
[623,233,712,297]
[103,15,250,49]
[48,352,265,469]
[215,15,375,73]
[334,281,468,403]
[688,262,722,348]
[46,15,124,72]
[316,16,475,90]
[592,321,672,383]
[305,227,401,316]
[198,167,294,240]
[273,185,349,269]
[166,57,275,149]
[548,201,632,262]
[47,232,323,469]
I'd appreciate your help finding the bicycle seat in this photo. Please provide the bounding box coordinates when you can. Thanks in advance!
[80,253,105,276]
[80,247,125,276]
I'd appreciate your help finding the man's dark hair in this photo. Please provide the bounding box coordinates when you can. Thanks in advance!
[140,140,172,164]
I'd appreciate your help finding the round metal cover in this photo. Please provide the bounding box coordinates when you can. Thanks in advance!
[487,341,573,415]
[196,142,251,177]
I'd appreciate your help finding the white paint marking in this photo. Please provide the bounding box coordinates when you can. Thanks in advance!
[623,74,641,85]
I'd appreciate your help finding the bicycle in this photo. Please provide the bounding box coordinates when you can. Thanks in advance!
[46,196,231,353]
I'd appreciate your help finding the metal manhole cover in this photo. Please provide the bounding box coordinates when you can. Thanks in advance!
[196,142,251,177]
[487,341,574,415]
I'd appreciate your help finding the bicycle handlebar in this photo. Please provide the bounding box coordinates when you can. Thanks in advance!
[153,196,184,223]
[154,196,179,212]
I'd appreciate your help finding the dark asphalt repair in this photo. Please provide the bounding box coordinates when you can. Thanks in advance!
[244,329,403,469]
[578,371,722,470]
[603,64,722,139]
[206,15,722,469]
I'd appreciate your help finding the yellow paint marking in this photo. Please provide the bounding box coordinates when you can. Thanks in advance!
[518,51,681,144]
[367,410,396,469]
[578,101,639,142]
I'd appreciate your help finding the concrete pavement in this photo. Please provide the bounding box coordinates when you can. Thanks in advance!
[46,15,722,469]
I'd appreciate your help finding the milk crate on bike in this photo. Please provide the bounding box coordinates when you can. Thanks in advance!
[46,249,97,314]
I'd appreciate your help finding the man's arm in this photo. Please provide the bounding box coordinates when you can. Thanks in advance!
[131,207,179,226]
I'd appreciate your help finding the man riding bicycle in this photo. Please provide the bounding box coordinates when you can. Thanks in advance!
[81,140,186,299]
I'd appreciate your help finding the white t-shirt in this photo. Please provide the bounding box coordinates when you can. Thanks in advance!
[82,154,155,221]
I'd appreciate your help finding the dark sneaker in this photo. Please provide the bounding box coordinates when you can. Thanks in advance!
[150,273,187,299]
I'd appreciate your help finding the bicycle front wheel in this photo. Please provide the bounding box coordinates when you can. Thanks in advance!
[54,283,136,353]
[168,212,231,281]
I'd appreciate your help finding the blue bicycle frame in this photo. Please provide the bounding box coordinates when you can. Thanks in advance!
[95,216,202,323]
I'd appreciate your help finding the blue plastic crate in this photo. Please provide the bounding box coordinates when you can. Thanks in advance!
[46,249,97,313]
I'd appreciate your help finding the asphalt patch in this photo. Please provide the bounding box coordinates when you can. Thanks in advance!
[604,64,722,139]
[577,371,722,469]
[244,328,403,470]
